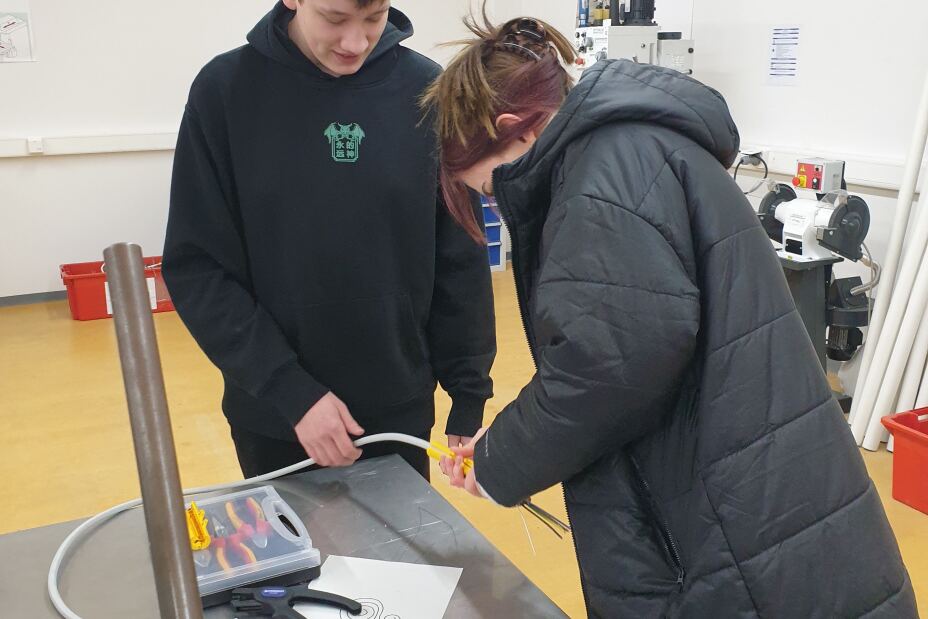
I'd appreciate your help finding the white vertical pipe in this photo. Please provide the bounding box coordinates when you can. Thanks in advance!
[851,189,928,443]
[896,317,928,412]
[849,72,928,428]
[862,245,928,450]
[916,354,928,409]
[900,346,928,450]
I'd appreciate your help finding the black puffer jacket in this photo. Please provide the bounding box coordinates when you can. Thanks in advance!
[474,60,917,618]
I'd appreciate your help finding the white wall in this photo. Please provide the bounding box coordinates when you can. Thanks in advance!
[694,0,928,165]
[689,0,928,285]
[11,0,921,298]
[1,0,522,298]
[0,0,269,298]
[1,152,175,295]
[492,0,576,41]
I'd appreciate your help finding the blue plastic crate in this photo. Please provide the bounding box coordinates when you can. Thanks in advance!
[486,223,502,244]
[483,206,500,225]
[488,243,502,267]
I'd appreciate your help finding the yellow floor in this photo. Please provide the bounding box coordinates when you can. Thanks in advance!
[1,273,925,616]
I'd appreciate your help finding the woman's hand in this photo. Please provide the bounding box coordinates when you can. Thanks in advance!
[439,427,487,499]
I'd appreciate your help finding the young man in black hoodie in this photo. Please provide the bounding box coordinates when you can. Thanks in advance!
[162,0,496,480]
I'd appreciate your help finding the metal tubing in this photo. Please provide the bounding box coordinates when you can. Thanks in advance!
[104,243,203,619]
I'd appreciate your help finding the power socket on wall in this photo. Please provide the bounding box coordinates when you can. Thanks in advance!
[738,146,768,168]
[26,137,44,154]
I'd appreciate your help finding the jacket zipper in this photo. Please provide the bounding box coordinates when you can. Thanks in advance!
[493,182,592,615]
[630,455,686,590]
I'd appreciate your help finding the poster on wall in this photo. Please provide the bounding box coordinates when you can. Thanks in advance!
[0,0,35,62]
[767,26,800,86]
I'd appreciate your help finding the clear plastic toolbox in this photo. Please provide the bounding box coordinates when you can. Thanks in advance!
[186,485,322,607]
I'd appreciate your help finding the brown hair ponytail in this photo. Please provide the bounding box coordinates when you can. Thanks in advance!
[421,6,576,242]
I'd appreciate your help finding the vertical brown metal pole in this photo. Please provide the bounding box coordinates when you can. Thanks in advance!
[104,243,203,619]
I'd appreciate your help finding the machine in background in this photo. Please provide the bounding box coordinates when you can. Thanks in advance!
[575,1,695,74]
[757,159,878,382]
[608,0,694,74]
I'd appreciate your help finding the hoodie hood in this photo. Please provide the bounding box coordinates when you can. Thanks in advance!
[247,1,413,82]
[497,60,740,191]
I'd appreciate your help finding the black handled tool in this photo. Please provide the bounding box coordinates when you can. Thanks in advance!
[232,584,362,619]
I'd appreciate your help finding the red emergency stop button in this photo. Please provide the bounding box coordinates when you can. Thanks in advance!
[792,176,802,187]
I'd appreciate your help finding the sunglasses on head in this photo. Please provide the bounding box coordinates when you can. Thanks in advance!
[497,18,550,62]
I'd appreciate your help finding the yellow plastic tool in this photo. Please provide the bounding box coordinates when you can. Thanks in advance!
[185,502,211,551]
[427,441,473,474]
[426,441,570,536]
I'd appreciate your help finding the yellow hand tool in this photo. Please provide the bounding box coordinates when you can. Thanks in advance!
[426,441,571,537]
[185,501,212,567]
[426,441,473,474]
[186,501,211,550]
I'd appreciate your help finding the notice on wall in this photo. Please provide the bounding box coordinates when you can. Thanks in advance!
[0,1,35,62]
[768,26,800,86]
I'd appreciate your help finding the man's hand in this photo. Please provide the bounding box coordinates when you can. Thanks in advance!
[440,427,487,498]
[447,434,473,449]
[294,392,364,467]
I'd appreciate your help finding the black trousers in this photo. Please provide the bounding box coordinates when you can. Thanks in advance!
[230,425,431,481]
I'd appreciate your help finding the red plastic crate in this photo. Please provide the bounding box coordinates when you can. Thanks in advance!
[59,257,174,321]
[882,409,928,515]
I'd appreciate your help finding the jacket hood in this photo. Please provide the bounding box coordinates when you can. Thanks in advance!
[497,60,740,189]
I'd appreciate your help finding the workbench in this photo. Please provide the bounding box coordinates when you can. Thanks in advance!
[1,455,568,618]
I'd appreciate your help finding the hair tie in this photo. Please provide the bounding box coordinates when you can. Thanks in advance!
[499,41,541,61]
[514,18,546,42]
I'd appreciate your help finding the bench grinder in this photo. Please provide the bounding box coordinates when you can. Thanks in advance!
[757,159,878,375]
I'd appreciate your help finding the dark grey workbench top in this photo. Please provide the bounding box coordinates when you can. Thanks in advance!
[0,455,568,618]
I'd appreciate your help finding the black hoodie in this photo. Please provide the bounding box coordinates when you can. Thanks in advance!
[163,3,495,440]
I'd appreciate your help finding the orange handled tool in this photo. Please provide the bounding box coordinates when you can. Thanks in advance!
[211,514,257,572]
[227,500,269,548]
[215,532,257,571]
[244,497,271,548]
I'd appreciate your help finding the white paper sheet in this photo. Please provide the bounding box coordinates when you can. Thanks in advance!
[0,1,36,62]
[768,26,801,86]
[293,556,462,619]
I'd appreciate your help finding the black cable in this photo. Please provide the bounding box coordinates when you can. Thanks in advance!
[521,504,563,538]
[735,154,769,195]
[524,501,571,532]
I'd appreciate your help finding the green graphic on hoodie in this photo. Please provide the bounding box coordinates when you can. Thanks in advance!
[324,123,366,163]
